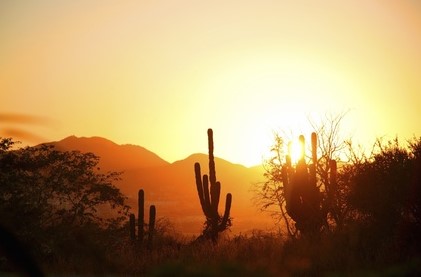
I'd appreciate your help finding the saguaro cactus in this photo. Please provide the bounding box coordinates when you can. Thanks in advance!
[194,129,232,241]
[282,132,327,236]
[129,189,156,249]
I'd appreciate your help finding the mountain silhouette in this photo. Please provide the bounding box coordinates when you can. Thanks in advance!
[50,136,169,171]
[47,136,273,235]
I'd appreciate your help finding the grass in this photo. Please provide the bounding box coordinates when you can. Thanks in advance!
[106,226,420,277]
[4,220,420,276]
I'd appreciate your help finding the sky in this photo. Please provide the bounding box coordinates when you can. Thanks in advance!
[1,0,420,167]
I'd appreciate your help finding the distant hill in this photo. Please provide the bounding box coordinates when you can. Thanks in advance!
[47,136,273,235]
[50,136,169,171]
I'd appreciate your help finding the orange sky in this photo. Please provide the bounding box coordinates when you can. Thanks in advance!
[1,0,420,166]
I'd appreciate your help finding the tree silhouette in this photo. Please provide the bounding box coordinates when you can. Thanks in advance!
[335,137,421,262]
[309,113,351,229]
[0,138,129,262]
[348,137,421,231]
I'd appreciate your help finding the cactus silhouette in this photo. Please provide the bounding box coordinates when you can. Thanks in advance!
[138,189,145,244]
[194,129,232,241]
[282,132,335,236]
[129,189,156,250]
[147,205,156,250]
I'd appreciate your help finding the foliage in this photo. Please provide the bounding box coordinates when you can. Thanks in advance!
[346,137,421,253]
[253,133,294,234]
[255,111,421,253]
[0,138,129,265]
[309,113,352,228]
[1,131,420,276]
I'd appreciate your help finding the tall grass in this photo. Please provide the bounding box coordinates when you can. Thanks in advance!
[36,218,420,276]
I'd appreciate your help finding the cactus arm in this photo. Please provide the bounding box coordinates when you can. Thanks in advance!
[195,162,214,217]
[220,193,232,230]
[202,174,212,217]
[194,162,203,194]
[208,128,217,185]
[194,163,206,213]
[311,132,317,165]
[299,135,305,162]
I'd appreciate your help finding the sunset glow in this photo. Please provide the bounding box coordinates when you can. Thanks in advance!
[1,1,420,166]
[287,140,304,165]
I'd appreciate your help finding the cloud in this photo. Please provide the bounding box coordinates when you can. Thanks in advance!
[0,113,51,125]
[0,113,55,144]
[1,128,47,143]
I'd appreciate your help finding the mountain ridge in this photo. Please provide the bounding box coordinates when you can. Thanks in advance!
[46,135,273,235]
[47,135,169,171]
[51,135,260,168]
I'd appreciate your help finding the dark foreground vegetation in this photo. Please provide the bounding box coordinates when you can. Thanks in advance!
[1,130,420,276]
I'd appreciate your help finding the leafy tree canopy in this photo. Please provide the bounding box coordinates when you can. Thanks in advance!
[0,137,129,260]
[348,137,421,228]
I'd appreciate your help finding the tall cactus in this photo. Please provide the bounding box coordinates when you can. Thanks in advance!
[282,132,330,236]
[129,189,156,250]
[194,129,232,241]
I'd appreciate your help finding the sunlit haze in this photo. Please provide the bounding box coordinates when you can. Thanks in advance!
[1,0,420,166]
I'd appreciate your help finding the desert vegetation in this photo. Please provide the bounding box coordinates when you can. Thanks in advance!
[0,126,420,276]
[194,129,232,242]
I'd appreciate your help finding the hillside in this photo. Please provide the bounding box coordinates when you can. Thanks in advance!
[48,136,274,235]
[50,136,169,171]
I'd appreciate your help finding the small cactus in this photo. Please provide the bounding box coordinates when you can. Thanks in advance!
[147,205,156,250]
[138,189,144,245]
[129,189,156,250]
[194,129,232,242]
